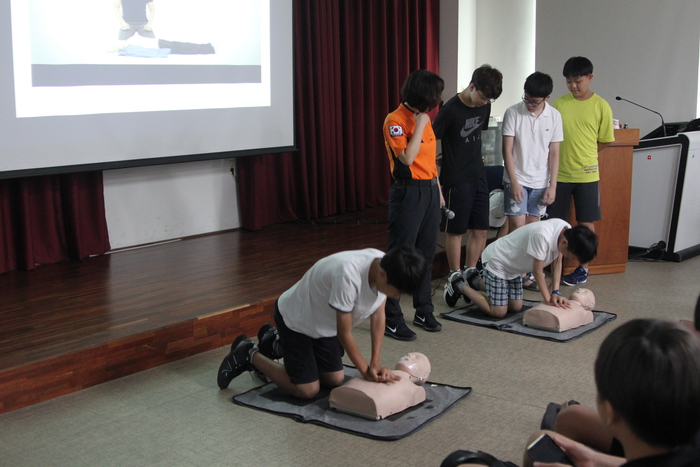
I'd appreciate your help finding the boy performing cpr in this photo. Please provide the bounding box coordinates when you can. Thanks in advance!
[444,219,597,318]
[217,246,428,399]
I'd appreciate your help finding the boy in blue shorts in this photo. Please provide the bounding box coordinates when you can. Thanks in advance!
[503,72,563,233]
[502,71,563,291]
[444,219,597,318]
[217,246,428,399]
[434,65,503,306]
[548,56,614,286]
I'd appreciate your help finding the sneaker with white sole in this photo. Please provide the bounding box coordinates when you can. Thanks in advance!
[384,322,417,341]
[562,265,588,286]
[257,323,283,360]
[462,267,481,291]
[217,335,255,389]
[413,312,442,332]
[443,270,463,308]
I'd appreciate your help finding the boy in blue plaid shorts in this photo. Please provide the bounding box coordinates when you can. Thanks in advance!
[444,219,597,318]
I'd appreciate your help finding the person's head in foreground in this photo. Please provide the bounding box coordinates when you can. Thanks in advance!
[595,319,700,449]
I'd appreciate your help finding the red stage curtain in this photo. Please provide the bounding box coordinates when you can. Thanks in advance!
[0,172,111,274]
[237,0,440,230]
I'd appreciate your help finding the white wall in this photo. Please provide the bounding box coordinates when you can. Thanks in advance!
[104,0,700,250]
[439,0,536,118]
[103,159,240,249]
[474,0,536,118]
[439,0,466,98]
[536,0,700,136]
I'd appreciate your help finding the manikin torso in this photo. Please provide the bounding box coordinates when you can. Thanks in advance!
[329,352,430,420]
[523,288,595,332]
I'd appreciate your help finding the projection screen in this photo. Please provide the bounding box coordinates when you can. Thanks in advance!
[0,0,294,179]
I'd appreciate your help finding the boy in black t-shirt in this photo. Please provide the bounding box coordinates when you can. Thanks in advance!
[433,65,502,307]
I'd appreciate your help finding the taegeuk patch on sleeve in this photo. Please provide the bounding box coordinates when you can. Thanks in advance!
[389,125,404,137]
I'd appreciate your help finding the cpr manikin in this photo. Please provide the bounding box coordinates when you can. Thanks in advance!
[523,288,595,332]
[329,352,431,420]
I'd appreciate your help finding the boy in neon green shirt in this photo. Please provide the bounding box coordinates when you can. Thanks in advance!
[548,56,614,285]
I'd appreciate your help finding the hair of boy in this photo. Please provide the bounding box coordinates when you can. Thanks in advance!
[380,245,428,295]
[562,56,593,78]
[400,70,444,113]
[594,319,700,447]
[562,225,598,265]
[695,293,700,331]
[470,64,503,100]
[524,72,553,98]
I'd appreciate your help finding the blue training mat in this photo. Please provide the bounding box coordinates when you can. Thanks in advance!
[231,366,471,441]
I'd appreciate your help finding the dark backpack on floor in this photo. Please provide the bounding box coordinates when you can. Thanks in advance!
[441,450,519,467]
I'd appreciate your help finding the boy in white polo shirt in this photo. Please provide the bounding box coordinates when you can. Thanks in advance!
[502,71,563,232]
[501,71,563,291]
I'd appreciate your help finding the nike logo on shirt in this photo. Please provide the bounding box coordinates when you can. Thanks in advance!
[460,116,484,140]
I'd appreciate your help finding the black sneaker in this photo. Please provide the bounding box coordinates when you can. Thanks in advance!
[463,267,481,291]
[385,322,417,341]
[443,270,463,308]
[217,335,255,389]
[257,323,283,360]
[540,402,561,430]
[413,312,442,332]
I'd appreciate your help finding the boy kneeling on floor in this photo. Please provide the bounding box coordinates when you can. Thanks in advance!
[217,246,428,399]
[444,219,597,318]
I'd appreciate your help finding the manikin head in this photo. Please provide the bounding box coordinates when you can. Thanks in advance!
[570,288,595,310]
[395,352,431,385]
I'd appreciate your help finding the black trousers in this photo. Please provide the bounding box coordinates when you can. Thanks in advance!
[385,181,440,326]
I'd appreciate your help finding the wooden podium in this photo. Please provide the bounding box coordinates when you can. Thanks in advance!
[564,129,640,275]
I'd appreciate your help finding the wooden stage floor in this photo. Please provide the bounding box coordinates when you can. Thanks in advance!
[0,206,451,413]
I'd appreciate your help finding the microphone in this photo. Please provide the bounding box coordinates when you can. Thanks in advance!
[441,206,455,220]
[615,96,666,137]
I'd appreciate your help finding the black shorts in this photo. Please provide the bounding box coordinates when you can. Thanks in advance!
[441,176,490,234]
[546,181,601,223]
[274,303,345,385]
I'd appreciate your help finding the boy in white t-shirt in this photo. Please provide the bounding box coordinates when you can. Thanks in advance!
[445,220,597,318]
[217,246,428,399]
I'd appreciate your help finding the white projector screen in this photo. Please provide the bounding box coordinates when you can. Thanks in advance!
[0,0,295,179]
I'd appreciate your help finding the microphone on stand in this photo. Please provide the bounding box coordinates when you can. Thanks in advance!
[615,96,666,137]
[441,205,455,220]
